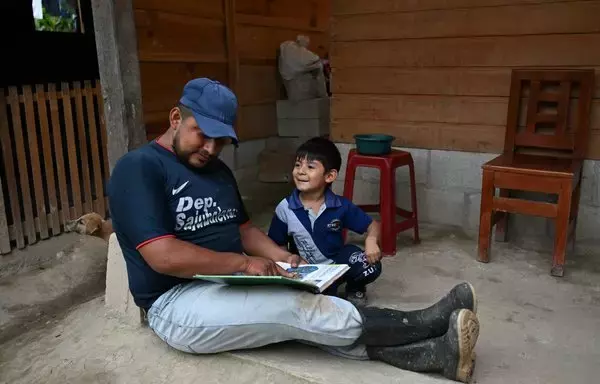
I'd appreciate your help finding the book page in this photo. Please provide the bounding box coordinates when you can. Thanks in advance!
[277,262,349,290]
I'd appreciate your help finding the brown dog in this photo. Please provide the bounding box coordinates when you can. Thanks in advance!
[65,212,114,241]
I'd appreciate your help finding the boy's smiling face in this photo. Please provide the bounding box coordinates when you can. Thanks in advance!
[293,156,337,193]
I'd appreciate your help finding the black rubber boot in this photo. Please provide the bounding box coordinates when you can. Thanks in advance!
[367,309,480,383]
[356,282,477,346]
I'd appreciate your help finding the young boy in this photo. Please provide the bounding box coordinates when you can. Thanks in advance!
[267,137,382,307]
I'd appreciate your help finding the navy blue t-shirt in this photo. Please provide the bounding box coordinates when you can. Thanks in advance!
[107,141,249,309]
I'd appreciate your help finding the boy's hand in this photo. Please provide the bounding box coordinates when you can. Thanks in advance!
[287,253,308,268]
[365,238,382,265]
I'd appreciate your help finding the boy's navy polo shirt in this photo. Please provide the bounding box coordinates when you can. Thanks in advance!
[107,140,249,309]
[268,188,373,264]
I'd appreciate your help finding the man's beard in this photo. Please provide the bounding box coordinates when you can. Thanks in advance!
[172,132,212,168]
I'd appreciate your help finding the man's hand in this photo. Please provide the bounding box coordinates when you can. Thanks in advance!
[242,256,295,277]
[287,253,308,268]
[365,237,382,265]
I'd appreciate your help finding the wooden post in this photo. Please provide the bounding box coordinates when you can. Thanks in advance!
[224,0,239,93]
[0,176,11,254]
[90,0,146,173]
[224,0,242,136]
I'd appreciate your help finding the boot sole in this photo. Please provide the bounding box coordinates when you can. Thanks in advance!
[454,309,480,383]
[466,282,477,314]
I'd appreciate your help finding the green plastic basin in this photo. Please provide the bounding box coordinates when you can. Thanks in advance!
[353,134,396,155]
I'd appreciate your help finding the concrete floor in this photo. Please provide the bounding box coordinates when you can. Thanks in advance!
[1,220,599,384]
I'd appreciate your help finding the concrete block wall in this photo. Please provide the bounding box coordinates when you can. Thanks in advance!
[276,98,330,137]
[219,138,267,183]
[333,143,600,250]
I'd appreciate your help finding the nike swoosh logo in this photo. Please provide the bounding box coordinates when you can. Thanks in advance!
[172,181,189,195]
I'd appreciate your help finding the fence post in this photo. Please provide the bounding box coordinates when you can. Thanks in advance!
[0,176,10,254]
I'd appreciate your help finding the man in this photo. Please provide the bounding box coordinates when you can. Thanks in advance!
[108,78,481,383]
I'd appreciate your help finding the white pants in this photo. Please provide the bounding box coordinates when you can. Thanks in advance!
[147,281,368,359]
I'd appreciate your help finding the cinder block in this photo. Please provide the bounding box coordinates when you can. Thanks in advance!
[276,98,330,119]
[357,167,381,183]
[234,166,259,184]
[515,224,554,251]
[393,182,427,214]
[464,192,482,231]
[258,150,295,183]
[219,144,235,170]
[521,203,600,251]
[419,188,466,227]
[265,137,308,152]
[356,148,430,185]
[397,148,430,184]
[335,144,429,185]
[332,179,379,205]
[508,215,552,246]
[575,204,600,241]
[277,118,329,137]
[335,143,354,181]
[429,150,498,190]
[235,139,266,169]
[105,233,144,326]
[581,160,600,207]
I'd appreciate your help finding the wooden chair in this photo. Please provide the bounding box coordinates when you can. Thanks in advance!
[477,69,595,277]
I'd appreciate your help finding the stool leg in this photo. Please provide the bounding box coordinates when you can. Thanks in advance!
[408,157,420,244]
[342,158,358,244]
[380,164,396,256]
[343,162,357,202]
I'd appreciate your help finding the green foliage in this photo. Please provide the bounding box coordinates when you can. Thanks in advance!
[34,4,77,33]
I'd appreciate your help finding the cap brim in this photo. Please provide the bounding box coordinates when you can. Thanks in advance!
[192,111,239,146]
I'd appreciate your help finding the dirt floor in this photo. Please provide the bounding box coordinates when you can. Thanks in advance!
[1,221,599,384]
[0,233,107,345]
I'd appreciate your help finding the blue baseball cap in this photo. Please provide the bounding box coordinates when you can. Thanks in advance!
[179,78,239,145]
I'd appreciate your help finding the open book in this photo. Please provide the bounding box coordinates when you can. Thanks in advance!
[193,262,350,294]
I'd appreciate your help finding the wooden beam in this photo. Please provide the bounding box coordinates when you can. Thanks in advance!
[224,0,239,93]
[224,0,241,134]
[236,14,327,33]
[91,0,147,173]
[492,197,558,218]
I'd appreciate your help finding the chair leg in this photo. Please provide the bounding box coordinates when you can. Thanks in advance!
[551,181,573,277]
[408,157,420,244]
[569,179,582,255]
[380,165,396,256]
[478,170,495,263]
[495,189,510,242]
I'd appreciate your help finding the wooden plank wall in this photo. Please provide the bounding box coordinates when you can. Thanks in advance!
[134,0,229,140]
[330,0,600,159]
[134,0,330,142]
[235,0,329,140]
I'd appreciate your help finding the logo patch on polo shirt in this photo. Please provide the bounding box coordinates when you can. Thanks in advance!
[327,219,342,231]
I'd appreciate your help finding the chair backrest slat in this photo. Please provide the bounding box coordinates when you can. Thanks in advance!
[503,69,595,159]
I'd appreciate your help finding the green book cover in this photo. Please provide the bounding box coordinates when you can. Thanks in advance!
[191,275,321,293]
[193,263,350,294]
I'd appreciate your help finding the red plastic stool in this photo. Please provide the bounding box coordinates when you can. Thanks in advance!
[343,149,420,256]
